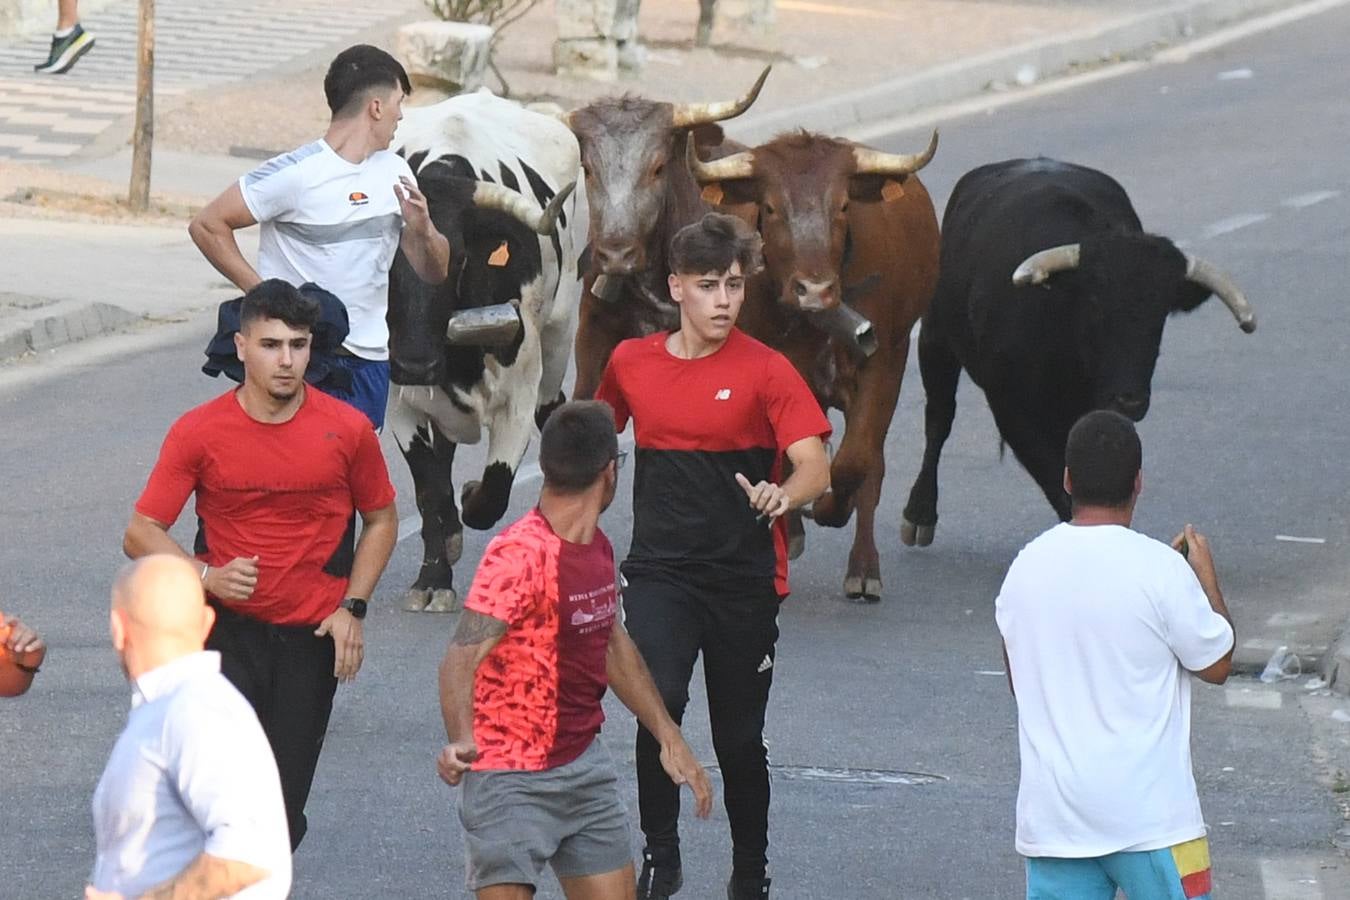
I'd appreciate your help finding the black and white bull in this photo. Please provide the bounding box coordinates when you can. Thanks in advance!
[901,157,1257,545]
[387,92,583,612]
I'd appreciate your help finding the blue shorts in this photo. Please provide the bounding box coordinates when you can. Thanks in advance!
[1026,837,1213,900]
[322,355,389,430]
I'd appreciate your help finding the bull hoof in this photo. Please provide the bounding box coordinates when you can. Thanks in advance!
[402,588,431,612]
[843,574,883,603]
[900,517,935,548]
[424,589,460,613]
[446,531,464,566]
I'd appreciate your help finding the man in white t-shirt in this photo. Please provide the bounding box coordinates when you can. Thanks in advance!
[190,44,450,429]
[995,410,1234,900]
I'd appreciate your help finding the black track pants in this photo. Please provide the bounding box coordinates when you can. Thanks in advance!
[623,574,780,880]
[206,601,338,851]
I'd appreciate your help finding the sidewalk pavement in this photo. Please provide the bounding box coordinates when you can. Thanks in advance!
[1,0,1345,681]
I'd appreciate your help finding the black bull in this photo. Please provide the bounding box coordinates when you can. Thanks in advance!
[901,157,1256,545]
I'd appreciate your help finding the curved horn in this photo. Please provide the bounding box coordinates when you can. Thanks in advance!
[1012,244,1081,286]
[686,140,755,185]
[1185,254,1257,333]
[671,65,771,129]
[851,129,939,177]
[472,180,577,236]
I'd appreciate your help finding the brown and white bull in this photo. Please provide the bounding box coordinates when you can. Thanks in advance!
[562,67,770,400]
[688,131,941,601]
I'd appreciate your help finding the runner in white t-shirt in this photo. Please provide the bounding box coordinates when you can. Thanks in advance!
[190,44,450,429]
[995,410,1235,900]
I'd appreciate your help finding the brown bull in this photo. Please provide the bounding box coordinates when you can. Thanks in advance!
[562,67,770,400]
[688,130,941,600]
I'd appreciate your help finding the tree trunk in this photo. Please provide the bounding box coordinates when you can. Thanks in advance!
[128,0,154,212]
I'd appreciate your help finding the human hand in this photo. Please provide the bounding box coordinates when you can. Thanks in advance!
[659,737,713,819]
[1171,524,1217,586]
[204,556,259,602]
[395,176,434,234]
[84,886,123,900]
[2,614,44,655]
[735,473,791,522]
[314,609,364,682]
[437,741,478,787]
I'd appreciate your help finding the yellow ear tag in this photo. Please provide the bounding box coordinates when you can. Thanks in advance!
[488,241,510,267]
[882,179,906,202]
[701,184,725,205]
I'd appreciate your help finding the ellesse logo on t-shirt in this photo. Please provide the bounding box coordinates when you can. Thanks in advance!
[348,191,369,206]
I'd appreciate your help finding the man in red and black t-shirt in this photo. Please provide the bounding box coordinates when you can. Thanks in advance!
[124,279,398,851]
[437,401,712,900]
[596,214,832,900]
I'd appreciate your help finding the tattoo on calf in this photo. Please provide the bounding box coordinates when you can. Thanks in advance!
[452,611,508,646]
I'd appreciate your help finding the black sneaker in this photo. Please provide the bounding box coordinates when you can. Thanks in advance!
[727,875,771,900]
[637,850,683,899]
[34,24,96,75]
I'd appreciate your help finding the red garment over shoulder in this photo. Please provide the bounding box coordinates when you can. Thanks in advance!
[464,509,617,771]
[134,389,396,626]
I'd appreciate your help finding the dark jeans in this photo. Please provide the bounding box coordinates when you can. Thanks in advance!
[206,601,338,851]
[622,573,781,880]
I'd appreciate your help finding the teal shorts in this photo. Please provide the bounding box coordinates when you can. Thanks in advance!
[1026,836,1213,900]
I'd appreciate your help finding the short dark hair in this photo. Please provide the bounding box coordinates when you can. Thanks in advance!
[240,279,320,331]
[324,44,412,118]
[1065,410,1142,508]
[539,401,619,493]
[669,212,763,276]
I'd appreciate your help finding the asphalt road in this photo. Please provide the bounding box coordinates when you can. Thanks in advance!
[3,6,1350,899]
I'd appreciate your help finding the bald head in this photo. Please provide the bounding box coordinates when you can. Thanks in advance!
[111,556,215,678]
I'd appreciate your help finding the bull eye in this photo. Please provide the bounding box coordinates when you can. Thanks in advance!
[652,162,665,178]
[840,200,850,214]
[764,202,777,217]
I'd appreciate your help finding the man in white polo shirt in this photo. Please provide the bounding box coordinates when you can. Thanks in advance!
[995,410,1235,900]
[190,44,450,429]
[87,555,290,900]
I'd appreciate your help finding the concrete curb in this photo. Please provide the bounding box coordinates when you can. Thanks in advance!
[1323,625,1350,695]
[731,0,1328,144]
[0,300,143,362]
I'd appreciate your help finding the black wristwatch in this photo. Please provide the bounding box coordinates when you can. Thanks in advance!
[340,597,368,620]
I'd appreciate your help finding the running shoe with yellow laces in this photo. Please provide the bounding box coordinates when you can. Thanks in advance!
[34,23,96,75]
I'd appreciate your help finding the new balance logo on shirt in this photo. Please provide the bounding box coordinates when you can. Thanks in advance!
[715,388,733,401]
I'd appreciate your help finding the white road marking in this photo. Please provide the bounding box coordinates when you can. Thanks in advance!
[1217,67,1255,80]
[1282,190,1340,209]
[1154,0,1350,64]
[1275,534,1327,544]
[1226,687,1284,709]
[1260,858,1326,899]
[1199,212,1269,240]
[396,435,631,544]
[974,670,1006,676]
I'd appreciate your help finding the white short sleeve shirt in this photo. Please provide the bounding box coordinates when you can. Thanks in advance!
[89,651,292,898]
[994,523,1234,858]
[240,140,414,361]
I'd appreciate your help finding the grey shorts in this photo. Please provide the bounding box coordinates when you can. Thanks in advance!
[459,738,633,891]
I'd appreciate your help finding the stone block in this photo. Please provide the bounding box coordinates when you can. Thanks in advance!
[554,38,618,82]
[715,0,775,34]
[555,0,638,41]
[397,20,493,94]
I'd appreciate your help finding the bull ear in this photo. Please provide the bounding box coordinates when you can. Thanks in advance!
[848,173,908,203]
[700,178,759,208]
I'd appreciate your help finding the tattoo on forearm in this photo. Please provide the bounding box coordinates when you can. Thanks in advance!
[452,611,507,646]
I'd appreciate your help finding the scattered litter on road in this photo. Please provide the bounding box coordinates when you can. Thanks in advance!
[1217,67,1254,80]
[1330,709,1350,724]
[710,764,946,786]
[1260,646,1302,683]
[1275,534,1327,544]
[1015,64,1039,87]
[1222,766,1236,772]
[1219,821,1236,826]
[1304,677,1328,690]
[975,670,1006,677]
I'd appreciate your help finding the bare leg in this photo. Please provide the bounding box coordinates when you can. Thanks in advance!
[57,0,79,30]
[561,864,638,900]
[477,885,535,900]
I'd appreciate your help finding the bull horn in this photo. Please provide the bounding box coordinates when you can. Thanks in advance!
[671,65,771,129]
[1185,254,1257,333]
[851,129,939,177]
[686,140,755,184]
[1012,244,1081,286]
[471,180,576,236]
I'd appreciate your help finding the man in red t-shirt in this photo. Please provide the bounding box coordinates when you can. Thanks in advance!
[124,279,398,850]
[437,400,712,900]
[595,213,832,900]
